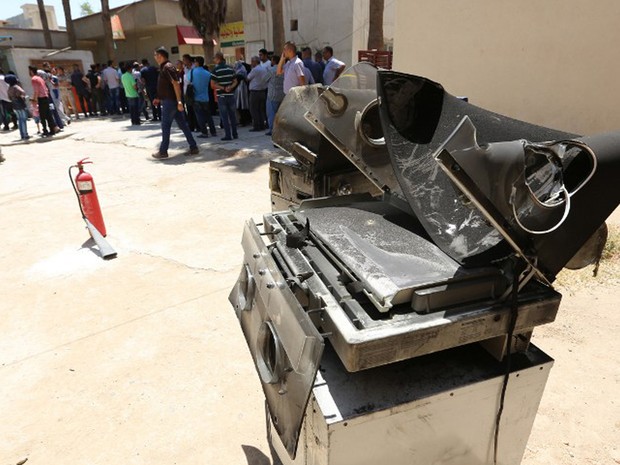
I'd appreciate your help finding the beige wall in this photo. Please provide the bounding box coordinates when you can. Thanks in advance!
[73,0,242,63]
[241,0,394,66]
[6,4,60,31]
[0,26,68,49]
[2,48,93,96]
[393,0,620,134]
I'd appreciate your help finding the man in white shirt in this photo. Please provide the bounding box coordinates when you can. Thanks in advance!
[259,48,271,69]
[277,42,306,94]
[0,69,15,130]
[247,56,269,131]
[322,46,345,86]
[101,61,121,114]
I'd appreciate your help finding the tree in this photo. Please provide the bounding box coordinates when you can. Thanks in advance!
[101,0,115,61]
[80,1,95,16]
[36,0,53,49]
[179,0,227,63]
[271,0,284,54]
[62,0,77,49]
[367,0,384,50]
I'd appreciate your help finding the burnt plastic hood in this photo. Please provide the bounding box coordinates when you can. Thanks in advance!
[377,70,576,267]
[377,70,620,280]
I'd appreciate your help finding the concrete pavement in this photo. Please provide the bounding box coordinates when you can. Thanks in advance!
[1,114,618,465]
[1,115,280,465]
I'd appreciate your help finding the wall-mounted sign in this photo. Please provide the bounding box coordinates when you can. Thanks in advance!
[220,21,245,48]
[111,15,125,40]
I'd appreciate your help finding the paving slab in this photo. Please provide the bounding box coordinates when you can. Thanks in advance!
[1,114,618,465]
[0,115,279,465]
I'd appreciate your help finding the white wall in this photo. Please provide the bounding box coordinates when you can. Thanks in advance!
[5,48,94,96]
[352,0,395,56]
[393,0,620,134]
[241,0,394,66]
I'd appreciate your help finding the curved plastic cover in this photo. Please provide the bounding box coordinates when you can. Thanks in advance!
[377,70,576,267]
[304,63,403,197]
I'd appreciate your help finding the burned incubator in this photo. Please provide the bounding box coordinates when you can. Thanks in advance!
[229,63,620,465]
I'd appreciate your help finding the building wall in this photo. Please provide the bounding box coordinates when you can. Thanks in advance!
[351,0,395,54]
[0,26,69,49]
[6,4,60,31]
[73,0,243,64]
[241,0,394,67]
[74,0,161,40]
[115,29,207,65]
[2,48,93,96]
[104,28,180,65]
[393,0,620,134]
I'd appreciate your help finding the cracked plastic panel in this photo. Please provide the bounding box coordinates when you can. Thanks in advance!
[304,63,403,197]
[377,70,577,267]
[296,205,506,311]
[434,116,620,280]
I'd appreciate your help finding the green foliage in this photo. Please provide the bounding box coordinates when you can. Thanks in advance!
[80,1,95,16]
[179,0,227,36]
[601,224,620,262]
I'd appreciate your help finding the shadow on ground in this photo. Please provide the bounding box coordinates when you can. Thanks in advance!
[147,142,283,173]
[80,237,101,258]
[241,444,282,465]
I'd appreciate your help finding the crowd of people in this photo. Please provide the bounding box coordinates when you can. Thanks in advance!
[0,43,346,151]
[164,42,345,147]
[0,60,157,141]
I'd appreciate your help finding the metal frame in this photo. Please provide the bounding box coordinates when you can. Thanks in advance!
[257,212,561,372]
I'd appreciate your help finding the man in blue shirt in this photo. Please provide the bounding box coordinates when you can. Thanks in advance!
[190,56,216,138]
[322,46,345,86]
[302,47,322,84]
[140,58,160,120]
[246,56,269,131]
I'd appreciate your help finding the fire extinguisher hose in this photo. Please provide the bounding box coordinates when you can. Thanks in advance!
[68,165,117,260]
[69,165,88,221]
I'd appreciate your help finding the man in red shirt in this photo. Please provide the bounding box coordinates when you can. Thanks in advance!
[29,66,58,137]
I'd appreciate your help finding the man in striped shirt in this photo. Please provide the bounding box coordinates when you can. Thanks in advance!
[212,52,238,141]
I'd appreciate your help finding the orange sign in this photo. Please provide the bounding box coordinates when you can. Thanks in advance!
[111,15,125,40]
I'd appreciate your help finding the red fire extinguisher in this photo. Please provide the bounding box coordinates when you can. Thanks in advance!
[70,158,107,237]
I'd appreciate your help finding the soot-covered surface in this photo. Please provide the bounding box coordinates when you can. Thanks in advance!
[377,71,576,267]
[297,205,500,307]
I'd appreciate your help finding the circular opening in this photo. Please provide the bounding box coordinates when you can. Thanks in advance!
[523,147,564,207]
[357,99,385,147]
[266,329,277,373]
[235,264,255,313]
[321,87,348,116]
[559,142,597,195]
[256,321,282,384]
